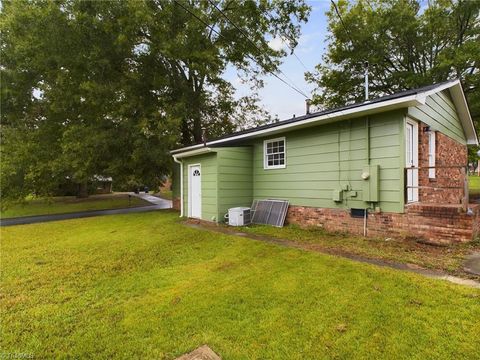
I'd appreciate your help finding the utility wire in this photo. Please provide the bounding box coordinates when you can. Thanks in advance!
[330,0,355,45]
[330,0,404,94]
[277,35,310,72]
[203,0,310,98]
[291,50,310,73]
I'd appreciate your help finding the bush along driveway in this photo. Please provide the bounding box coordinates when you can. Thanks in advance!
[2,211,480,359]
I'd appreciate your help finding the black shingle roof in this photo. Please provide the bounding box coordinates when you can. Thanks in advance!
[173,80,457,152]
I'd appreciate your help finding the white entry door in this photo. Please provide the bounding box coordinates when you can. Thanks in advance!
[189,165,202,218]
[406,119,419,203]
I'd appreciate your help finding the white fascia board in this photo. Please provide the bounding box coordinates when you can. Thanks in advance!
[171,94,425,155]
[172,147,216,158]
[416,79,477,145]
[421,79,460,98]
[447,82,478,145]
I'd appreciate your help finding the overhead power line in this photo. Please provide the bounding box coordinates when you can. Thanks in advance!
[276,35,310,73]
[174,0,309,98]
[330,0,355,45]
[291,50,310,73]
[206,0,309,97]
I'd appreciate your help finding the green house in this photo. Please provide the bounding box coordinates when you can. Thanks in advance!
[171,81,478,243]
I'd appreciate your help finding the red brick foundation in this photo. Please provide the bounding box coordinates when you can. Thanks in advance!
[172,197,181,211]
[286,204,480,245]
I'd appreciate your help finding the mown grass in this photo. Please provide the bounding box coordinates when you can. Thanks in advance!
[469,175,480,198]
[238,224,479,274]
[0,194,149,219]
[1,211,480,359]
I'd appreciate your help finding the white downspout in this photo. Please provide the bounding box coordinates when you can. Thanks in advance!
[173,155,183,217]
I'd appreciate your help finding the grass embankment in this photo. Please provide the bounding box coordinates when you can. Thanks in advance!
[0,193,149,219]
[238,224,478,274]
[2,211,479,359]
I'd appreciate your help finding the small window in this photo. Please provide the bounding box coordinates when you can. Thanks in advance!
[264,137,286,169]
[428,131,436,179]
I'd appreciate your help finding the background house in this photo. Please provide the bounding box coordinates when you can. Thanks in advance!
[171,80,478,244]
[55,176,113,196]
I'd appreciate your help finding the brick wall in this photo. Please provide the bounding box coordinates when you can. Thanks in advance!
[417,123,467,204]
[287,204,479,245]
[172,197,181,211]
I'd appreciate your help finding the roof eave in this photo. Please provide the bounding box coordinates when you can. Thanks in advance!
[171,94,424,155]
[171,147,216,158]
[446,81,479,145]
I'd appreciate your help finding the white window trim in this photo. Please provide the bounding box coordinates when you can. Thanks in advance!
[428,131,436,179]
[263,137,286,169]
[406,118,419,203]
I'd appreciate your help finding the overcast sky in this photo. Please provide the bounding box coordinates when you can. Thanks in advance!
[223,0,331,121]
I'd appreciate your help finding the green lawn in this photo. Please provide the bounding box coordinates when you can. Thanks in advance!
[2,212,479,359]
[0,194,149,219]
[469,175,480,198]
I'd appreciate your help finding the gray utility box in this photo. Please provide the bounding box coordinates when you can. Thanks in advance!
[228,207,251,226]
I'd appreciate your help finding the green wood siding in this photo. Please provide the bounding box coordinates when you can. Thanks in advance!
[182,153,218,221]
[179,148,252,221]
[172,162,180,199]
[216,147,253,219]
[408,90,467,144]
[250,110,405,213]
[177,110,413,218]
[175,91,468,218]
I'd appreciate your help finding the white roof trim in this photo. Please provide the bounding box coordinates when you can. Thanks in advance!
[172,147,215,159]
[171,80,478,154]
[446,81,478,145]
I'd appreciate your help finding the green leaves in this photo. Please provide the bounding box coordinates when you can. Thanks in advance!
[307,0,480,129]
[1,0,309,202]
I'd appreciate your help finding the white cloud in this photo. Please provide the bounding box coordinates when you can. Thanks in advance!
[268,37,287,52]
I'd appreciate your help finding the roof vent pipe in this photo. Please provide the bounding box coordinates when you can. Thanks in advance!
[306,99,311,114]
[364,61,369,101]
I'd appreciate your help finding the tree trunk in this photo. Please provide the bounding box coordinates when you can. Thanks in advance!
[181,117,191,146]
[193,115,202,144]
[77,182,89,198]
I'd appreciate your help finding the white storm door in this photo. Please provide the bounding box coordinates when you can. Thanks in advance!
[406,120,419,203]
[189,165,202,218]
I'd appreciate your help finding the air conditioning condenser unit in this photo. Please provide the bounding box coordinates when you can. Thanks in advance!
[227,207,251,226]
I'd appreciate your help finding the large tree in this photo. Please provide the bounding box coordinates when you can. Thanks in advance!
[1,0,309,203]
[306,0,479,127]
